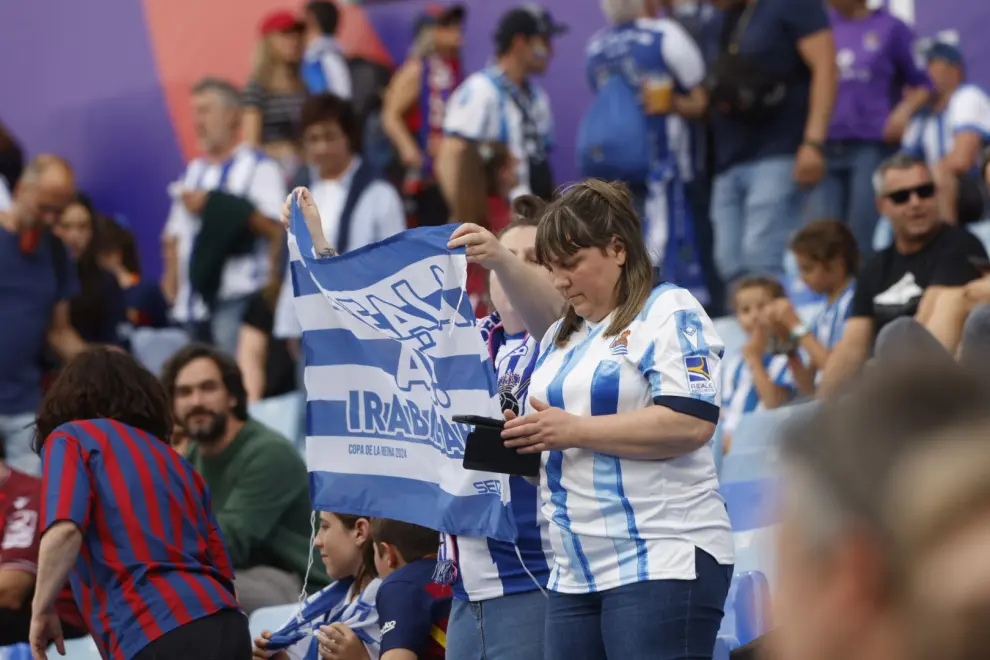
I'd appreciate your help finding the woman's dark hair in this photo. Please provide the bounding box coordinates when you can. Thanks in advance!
[94,215,142,275]
[451,141,512,229]
[34,348,173,454]
[500,194,547,236]
[789,218,860,275]
[335,513,379,595]
[159,343,249,421]
[306,1,340,35]
[300,93,363,154]
[536,180,654,346]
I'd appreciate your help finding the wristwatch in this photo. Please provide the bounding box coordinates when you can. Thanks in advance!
[318,246,338,259]
[789,322,810,342]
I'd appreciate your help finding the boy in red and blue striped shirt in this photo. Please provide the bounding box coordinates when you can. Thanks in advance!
[36,418,243,660]
[372,519,452,660]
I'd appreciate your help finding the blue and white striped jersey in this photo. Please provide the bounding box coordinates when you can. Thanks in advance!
[162,144,285,322]
[529,284,734,595]
[453,318,553,601]
[720,353,795,436]
[811,281,856,351]
[281,578,382,660]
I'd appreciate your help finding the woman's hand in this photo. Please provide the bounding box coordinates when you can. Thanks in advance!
[317,623,369,660]
[282,187,334,256]
[252,630,289,660]
[502,398,584,453]
[447,223,512,271]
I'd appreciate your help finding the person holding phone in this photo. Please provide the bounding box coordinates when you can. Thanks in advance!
[499,180,733,660]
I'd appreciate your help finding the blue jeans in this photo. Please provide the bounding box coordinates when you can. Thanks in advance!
[545,548,732,660]
[447,589,548,660]
[803,141,891,261]
[211,295,251,356]
[0,412,41,476]
[711,155,804,282]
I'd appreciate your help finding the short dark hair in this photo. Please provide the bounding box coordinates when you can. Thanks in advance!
[34,348,173,454]
[731,275,786,308]
[371,518,439,563]
[300,93,362,154]
[789,219,860,275]
[306,1,340,35]
[501,194,548,235]
[160,343,249,421]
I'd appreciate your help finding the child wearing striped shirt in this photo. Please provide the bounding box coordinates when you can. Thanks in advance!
[721,276,809,452]
[765,219,858,387]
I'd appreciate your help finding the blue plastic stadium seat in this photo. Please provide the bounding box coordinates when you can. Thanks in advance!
[733,526,779,587]
[249,391,306,447]
[130,327,190,377]
[722,478,778,531]
[249,603,302,641]
[720,450,777,483]
[719,571,773,647]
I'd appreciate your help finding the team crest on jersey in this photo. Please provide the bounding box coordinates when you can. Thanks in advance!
[684,356,716,396]
[609,330,631,356]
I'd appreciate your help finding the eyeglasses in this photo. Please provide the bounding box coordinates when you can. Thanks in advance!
[886,183,936,205]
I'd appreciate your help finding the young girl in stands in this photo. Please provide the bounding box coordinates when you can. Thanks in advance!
[95,215,170,330]
[721,276,812,453]
[371,519,451,660]
[766,219,859,384]
[253,512,382,660]
[450,141,519,316]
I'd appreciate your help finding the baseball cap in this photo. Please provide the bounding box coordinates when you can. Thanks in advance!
[926,42,965,67]
[494,5,569,52]
[260,10,304,36]
[414,4,466,36]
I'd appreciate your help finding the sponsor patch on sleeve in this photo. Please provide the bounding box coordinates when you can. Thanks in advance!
[684,356,716,396]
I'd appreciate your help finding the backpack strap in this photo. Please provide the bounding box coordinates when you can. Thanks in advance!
[335,160,378,253]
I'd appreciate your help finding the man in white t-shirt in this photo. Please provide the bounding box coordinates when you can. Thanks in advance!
[436,5,568,202]
[902,43,990,224]
[161,77,286,355]
[273,94,405,341]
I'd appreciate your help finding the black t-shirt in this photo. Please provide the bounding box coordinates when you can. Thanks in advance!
[242,293,297,400]
[851,223,988,336]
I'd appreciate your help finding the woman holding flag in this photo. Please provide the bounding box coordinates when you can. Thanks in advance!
[277,188,564,660]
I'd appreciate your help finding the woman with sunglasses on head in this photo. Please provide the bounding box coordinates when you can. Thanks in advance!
[500,179,733,660]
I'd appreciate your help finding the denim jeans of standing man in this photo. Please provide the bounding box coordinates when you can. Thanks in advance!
[803,141,891,261]
[446,589,547,660]
[544,548,732,660]
[0,412,41,476]
[711,155,806,283]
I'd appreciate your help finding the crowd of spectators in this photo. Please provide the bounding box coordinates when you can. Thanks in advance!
[1,0,990,655]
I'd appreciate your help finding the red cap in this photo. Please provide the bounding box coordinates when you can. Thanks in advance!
[260,10,304,36]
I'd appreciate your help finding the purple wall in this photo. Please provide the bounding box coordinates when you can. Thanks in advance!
[0,0,987,278]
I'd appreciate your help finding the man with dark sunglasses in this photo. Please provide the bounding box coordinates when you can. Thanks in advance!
[819,153,987,396]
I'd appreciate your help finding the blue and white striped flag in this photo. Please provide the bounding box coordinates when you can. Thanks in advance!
[287,199,517,542]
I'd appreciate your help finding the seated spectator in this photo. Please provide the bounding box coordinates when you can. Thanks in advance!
[301,1,353,99]
[372,519,451,660]
[161,344,329,613]
[902,42,990,224]
[95,215,169,330]
[708,0,836,281]
[0,155,86,476]
[450,141,518,315]
[382,4,465,227]
[765,219,858,384]
[0,431,86,646]
[236,291,297,403]
[804,0,929,258]
[819,153,987,395]
[161,77,286,355]
[54,197,127,345]
[720,276,808,452]
[275,94,405,340]
[243,10,308,176]
[253,512,381,660]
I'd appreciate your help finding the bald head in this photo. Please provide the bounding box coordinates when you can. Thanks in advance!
[15,154,76,228]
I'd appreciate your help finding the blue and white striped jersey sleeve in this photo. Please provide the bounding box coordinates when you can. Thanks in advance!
[629,289,723,424]
[443,74,500,142]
